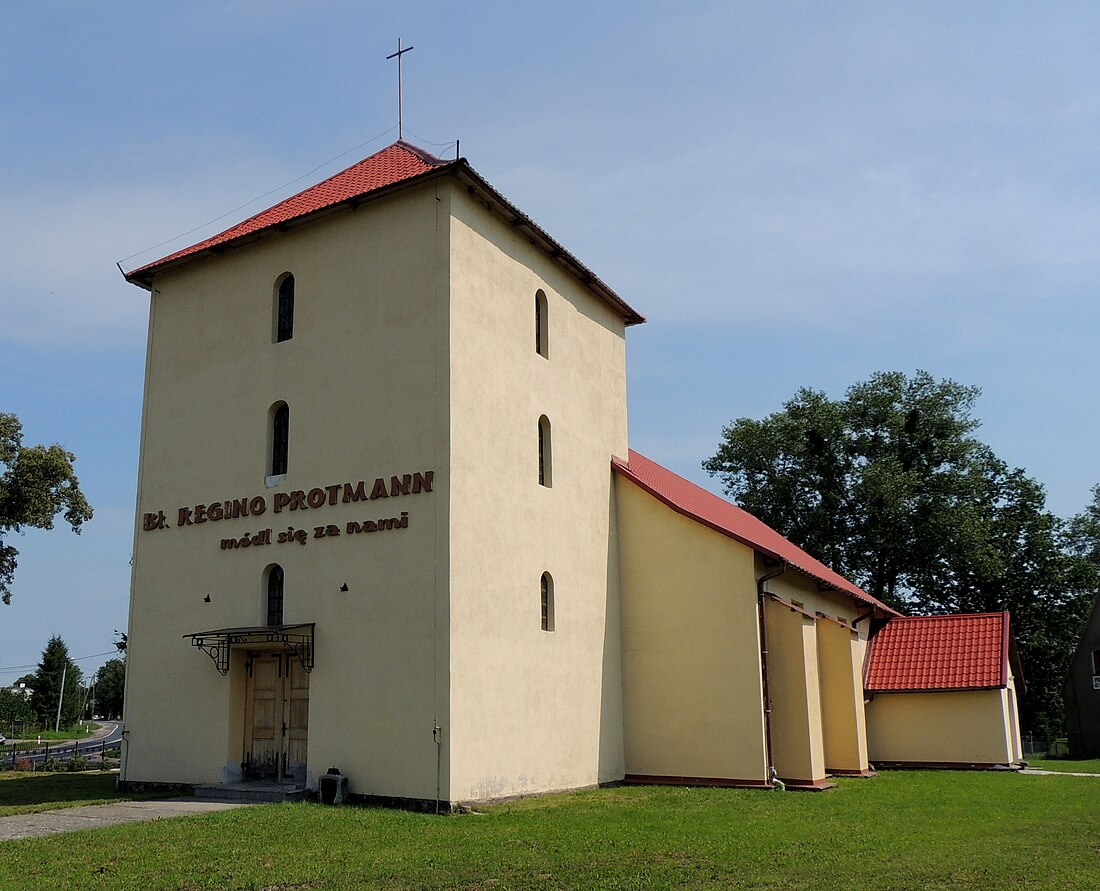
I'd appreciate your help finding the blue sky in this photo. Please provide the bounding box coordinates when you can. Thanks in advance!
[3,2,1099,680]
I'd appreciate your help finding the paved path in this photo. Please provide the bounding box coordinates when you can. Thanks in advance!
[0,798,254,842]
[1019,768,1100,778]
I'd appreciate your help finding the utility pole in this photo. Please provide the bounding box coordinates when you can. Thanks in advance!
[54,663,67,733]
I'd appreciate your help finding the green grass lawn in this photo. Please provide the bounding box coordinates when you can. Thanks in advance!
[8,723,100,743]
[1,771,1098,889]
[0,772,160,817]
[1028,757,1100,774]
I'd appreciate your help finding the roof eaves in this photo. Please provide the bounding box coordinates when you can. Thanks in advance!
[123,161,460,290]
[866,683,1007,694]
[454,164,645,327]
[121,145,646,329]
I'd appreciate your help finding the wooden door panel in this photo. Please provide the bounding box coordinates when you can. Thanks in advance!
[245,654,281,777]
[244,652,310,780]
[285,656,310,773]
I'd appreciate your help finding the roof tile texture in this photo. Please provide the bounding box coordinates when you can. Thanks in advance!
[612,450,898,615]
[132,141,450,276]
[864,613,1009,691]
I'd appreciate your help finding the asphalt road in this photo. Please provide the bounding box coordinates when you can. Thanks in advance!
[2,721,123,767]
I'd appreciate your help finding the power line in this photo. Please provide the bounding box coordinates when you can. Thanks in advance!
[118,125,400,269]
[0,650,119,676]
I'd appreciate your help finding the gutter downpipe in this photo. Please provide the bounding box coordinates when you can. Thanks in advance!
[757,561,786,790]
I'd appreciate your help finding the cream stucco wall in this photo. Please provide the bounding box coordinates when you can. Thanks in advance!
[761,567,870,782]
[816,618,869,773]
[126,171,635,805]
[764,600,825,784]
[445,184,629,802]
[616,481,768,784]
[866,687,1017,765]
[124,180,452,800]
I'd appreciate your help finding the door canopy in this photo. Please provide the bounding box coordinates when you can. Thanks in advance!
[184,624,315,675]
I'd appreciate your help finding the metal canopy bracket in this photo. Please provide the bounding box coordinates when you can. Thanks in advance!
[184,624,315,676]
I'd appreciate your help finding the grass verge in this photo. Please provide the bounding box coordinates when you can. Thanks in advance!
[0,772,163,817]
[1,770,1099,889]
[1027,757,1100,773]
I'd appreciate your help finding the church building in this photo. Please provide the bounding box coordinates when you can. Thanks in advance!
[119,140,1009,807]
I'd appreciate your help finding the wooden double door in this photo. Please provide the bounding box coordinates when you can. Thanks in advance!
[244,652,309,781]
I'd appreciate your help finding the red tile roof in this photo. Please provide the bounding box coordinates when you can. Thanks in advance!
[612,450,898,615]
[122,140,645,325]
[864,613,1011,691]
[128,141,451,280]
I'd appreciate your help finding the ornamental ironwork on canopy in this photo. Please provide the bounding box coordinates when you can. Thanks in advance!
[184,624,314,675]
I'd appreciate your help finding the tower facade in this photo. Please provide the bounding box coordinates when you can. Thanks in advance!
[123,142,642,805]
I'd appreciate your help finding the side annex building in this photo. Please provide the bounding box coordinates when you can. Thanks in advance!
[120,141,1021,807]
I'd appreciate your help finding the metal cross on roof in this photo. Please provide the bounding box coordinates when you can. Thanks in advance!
[386,37,415,140]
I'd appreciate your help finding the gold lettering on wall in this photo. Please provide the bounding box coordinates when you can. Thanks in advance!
[141,469,436,539]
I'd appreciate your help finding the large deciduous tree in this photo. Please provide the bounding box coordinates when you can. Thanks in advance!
[704,370,1098,739]
[0,412,92,605]
[29,636,83,730]
[94,658,126,719]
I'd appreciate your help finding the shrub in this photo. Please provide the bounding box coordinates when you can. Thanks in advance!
[42,757,64,772]
[67,755,89,772]
[14,757,32,772]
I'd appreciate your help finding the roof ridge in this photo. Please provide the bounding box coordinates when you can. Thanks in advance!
[392,138,452,166]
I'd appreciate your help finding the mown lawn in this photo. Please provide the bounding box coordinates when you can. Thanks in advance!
[1,771,1097,890]
[0,772,161,817]
[1028,758,1100,774]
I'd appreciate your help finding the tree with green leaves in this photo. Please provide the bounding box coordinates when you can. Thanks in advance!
[0,686,35,726]
[1,412,92,605]
[94,658,126,719]
[28,636,83,729]
[704,370,1098,739]
[1065,485,1100,570]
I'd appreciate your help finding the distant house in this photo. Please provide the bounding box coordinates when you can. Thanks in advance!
[6,683,31,699]
[864,613,1024,768]
[1064,593,1100,758]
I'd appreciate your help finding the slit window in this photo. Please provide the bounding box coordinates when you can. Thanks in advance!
[270,403,289,476]
[1093,649,1100,675]
[275,274,295,343]
[535,289,548,357]
[266,565,284,626]
[538,415,552,487]
[541,572,555,632]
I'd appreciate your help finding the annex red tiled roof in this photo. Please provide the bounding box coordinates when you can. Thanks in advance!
[123,140,645,325]
[864,613,1011,691]
[612,450,899,615]
[128,141,451,280]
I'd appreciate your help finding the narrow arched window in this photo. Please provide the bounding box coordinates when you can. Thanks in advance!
[535,289,548,357]
[265,565,284,626]
[275,274,295,342]
[538,415,552,487]
[1093,649,1100,675]
[270,402,289,476]
[541,572,555,632]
